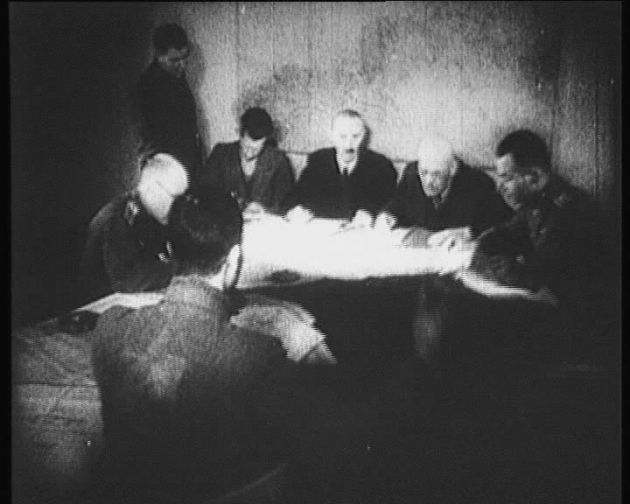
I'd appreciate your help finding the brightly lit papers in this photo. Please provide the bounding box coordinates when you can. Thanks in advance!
[236,216,474,289]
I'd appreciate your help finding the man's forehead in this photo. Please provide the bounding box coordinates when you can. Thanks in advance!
[495,153,517,174]
[332,115,365,134]
[417,138,453,167]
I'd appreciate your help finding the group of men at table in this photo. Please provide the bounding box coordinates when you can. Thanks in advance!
[81,23,615,504]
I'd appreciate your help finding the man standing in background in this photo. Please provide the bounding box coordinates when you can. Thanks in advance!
[133,23,202,181]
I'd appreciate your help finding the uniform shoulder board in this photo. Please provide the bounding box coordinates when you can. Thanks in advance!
[123,199,141,226]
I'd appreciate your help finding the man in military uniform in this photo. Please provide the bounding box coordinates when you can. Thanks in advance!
[79,153,189,301]
[133,24,202,180]
[470,129,613,361]
[413,130,614,399]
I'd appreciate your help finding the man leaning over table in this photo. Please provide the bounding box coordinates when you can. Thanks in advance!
[285,109,398,225]
[374,134,512,248]
[79,153,188,301]
[412,129,615,401]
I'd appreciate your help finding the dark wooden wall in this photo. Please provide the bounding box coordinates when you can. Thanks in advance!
[10,1,620,326]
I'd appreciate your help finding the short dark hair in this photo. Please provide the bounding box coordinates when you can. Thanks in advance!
[240,107,274,140]
[153,23,189,54]
[168,190,243,276]
[496,129,551,174]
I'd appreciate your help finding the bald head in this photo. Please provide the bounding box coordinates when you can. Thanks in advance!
[137,153,189,225]
[416,136,457,198]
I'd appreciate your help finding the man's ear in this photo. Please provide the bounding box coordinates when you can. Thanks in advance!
[222,244,242,290]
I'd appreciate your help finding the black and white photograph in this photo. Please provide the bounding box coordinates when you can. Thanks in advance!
[11,2,621,503]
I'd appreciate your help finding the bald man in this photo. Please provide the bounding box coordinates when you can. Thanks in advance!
[376,135,512,246]
[79,153,189,300]
[286,109,397,221]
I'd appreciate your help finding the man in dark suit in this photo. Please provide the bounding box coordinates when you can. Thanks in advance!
[286,109,397,223]
[375,135,512,247]
[197,107,295,215]
[133,23,202,179]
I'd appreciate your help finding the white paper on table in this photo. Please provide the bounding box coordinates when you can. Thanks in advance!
[455,270,559,306]
[238,217,474,288]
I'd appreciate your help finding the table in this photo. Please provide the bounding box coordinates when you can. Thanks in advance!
[13,217,552,501]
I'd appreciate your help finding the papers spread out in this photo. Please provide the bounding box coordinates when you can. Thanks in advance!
[237,217,474,289]
[455,270,559,306]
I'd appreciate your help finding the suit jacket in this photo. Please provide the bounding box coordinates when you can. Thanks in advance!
[385,161,513,236]
[287,147,397,219]
[92,275,299,501]
[197,141,295,214]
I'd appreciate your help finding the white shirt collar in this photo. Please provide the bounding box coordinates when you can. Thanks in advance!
[335,151,359,175]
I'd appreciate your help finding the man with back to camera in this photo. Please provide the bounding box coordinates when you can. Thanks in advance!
[133,23,202,180]
[374,135,512,247]
[198,107,295,216]
[285,109,398,225]
[79,153,188,301]
[91,189,302,503]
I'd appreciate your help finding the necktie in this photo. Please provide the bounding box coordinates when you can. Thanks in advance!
[432,194,442,209]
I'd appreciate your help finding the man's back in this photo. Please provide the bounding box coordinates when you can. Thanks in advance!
[92,275,297,501]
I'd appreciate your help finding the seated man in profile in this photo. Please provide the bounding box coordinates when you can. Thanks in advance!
[469,129,614,362]
[285,109,397,225]
[197,107,295,217]
[375,135,512,247]
[92,189,302,503]
[413,130,615,392]
[79,153,189,301]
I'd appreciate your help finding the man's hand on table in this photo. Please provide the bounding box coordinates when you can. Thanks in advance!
[285,205,314,224]
[349,209,374,229]
[428,227,474,251]
[242,202,268,222]
[373,211,397,232]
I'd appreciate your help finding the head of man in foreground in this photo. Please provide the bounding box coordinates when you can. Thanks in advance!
[168,189,244,290]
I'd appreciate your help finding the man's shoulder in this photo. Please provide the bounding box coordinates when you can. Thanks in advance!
[544,175,590,210]
[92,305,144,346]
[261,144,290,164]
[302,148,336,174]
[308,147,335,162]
[363,149,393,166]
[211,141,238,154]
[456,163,497,192]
